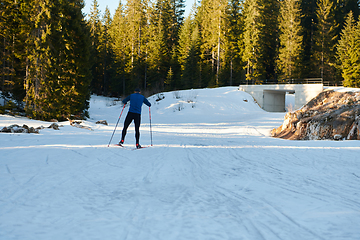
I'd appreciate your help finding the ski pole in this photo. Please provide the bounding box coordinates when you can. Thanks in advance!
[107,104,125,147]
[149,107,153,146]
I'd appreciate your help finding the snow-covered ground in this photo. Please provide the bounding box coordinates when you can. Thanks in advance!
[1,87,360,240]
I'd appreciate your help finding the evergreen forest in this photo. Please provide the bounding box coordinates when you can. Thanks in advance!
[1,0,360,120]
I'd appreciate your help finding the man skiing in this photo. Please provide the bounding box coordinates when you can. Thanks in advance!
[119,88,151,148]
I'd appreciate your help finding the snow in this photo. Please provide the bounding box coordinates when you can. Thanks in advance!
[1,86,360,240]
[325,86,360,92]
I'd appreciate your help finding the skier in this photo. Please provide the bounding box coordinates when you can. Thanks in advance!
[119,88,151,148]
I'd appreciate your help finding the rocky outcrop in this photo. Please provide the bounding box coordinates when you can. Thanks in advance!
[1,124,40,133]
[1,123,62,134]
[271,90,360,140]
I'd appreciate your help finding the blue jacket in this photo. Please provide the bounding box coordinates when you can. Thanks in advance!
[122,93,151,114]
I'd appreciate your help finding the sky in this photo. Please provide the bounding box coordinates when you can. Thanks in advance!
[83,0,194,19]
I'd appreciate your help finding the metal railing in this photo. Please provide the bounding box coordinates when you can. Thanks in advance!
[239,78,325,85]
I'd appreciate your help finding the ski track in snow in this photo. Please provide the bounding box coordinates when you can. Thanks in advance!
[1,87,360,240]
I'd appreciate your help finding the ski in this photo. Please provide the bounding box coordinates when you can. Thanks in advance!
[111,144,151,150]
[131,146,150,150]
[112,143,126,148]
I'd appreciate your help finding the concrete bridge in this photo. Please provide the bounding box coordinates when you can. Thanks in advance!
[239,84,324,112]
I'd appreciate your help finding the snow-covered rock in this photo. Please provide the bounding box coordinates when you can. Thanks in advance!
[1,124,40,134]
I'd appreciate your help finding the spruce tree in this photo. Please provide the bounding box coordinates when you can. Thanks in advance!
[178,13,201,88]
[159,0,185,54]
[300,0,317,78]
[109,1,127,96]
[123,0,148,92]
[52,0,92,119]
[102,7,113,95]
[88,0,103,94]
[145,1,167,91]
[259,0,279,81]
[145,0,184,91]
[197,0,228,86]
[0,0,27,105]
[312,0,339,84]
[335,0,360,35]
[277,0,303,80]
[24,0,53,118]
[24,0,91,120]
[241,0,262,82]
[217,0,243,86]
[336,11,360,87]
[0,0,12,102]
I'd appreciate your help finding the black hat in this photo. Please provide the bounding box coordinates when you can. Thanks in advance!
[134,88,141,92]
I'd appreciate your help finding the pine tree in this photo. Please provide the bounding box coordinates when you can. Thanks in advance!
[146,1,167,91]
[312,0,339,84]
[88,0,103,94]
[24,0,91,120]
[0,0,13,102]
[197,0,228,86]
[336,11,360,87]
[122,0,148,92]
[300,0,317,78]
[145,0,184,91]
[259,0,279,81]
[24,0,53,118]
[102,7,113,95]
[166,0,184,90]
[109,1,127,96]
[52,0,92,119]
[277,0,303,80]
[242,0,262,82]
[0,0,27,106]
[216,0,243,86]
[159,0,185,54]
[178,12,201,88]
[335,0,360,35]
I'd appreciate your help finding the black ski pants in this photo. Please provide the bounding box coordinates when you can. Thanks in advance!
[121,112,141,144]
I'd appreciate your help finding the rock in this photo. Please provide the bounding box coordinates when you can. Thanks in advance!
[0,124,39,134]
[68,118,93,131]
[29,127,39,134]
[334,134,343,141]
[96,120,108,125]
[347,116,360,140]
[9,124,25,133]
[1,127,11,133]
[22,124,30,133]
[272,90,360,140]
[48,123,60,130]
